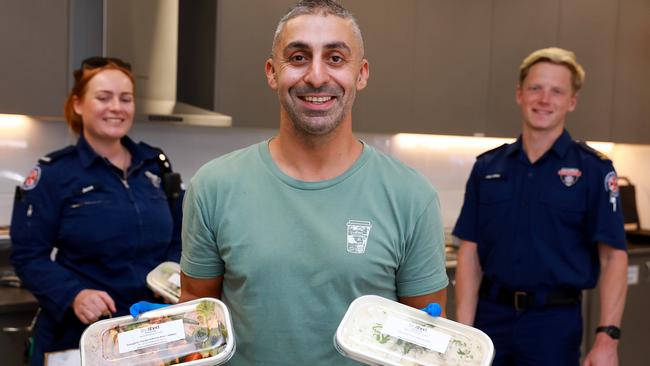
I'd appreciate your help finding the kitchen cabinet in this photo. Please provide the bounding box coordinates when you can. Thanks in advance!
[486,0,619,141]
[213,0,649,142]
[344,0,418,134]
[214,0,295,128]
[0,0,102,117]
[349,0,493,136]
[485,0,561,138]
[558,0,618,142]
[0,1,69,117]
[411,0,492,137]
[215,0,494,135]
[610,0,650,144]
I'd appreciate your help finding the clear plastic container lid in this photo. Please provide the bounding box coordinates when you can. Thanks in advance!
[146,261,181,303]
[80,298,235,365]
[334,295,494,366]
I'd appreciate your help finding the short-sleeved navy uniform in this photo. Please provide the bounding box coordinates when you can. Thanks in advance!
[453,130,626,365]
[10,135,183,366]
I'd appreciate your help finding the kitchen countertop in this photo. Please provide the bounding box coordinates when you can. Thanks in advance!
[0,227,9,252]
[0,264,37,315]
[443,241,650,271]
[628,242,650,254]
[0,236,646,315]
[0,232,39,315]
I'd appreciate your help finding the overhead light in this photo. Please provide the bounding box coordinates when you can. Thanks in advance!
[394,133,615,154]
[394,133,514,151]
[0,114,33,128]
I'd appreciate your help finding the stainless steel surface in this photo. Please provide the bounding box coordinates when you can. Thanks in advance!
[0,236,37,366]
[2,308,39,333]
[0,309,34,366]
[0,227,9,250]
[105,0,232,127]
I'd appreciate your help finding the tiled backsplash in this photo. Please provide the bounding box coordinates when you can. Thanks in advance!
[2,118,649,231]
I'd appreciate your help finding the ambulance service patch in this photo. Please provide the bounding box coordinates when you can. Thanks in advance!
[558,167,582,187]
[604,171,619,196]
[605,171,619,212]
[21,166,41,190]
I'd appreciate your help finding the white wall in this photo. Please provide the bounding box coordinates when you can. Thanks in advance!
[1,118,649,232]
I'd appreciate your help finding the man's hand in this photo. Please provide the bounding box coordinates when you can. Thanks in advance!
[72,289,116,324]
[582,333,619,366]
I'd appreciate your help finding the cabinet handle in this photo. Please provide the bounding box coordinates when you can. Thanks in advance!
[1,307,40,333]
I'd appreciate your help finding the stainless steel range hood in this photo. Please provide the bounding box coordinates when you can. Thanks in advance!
[103,0,231,126]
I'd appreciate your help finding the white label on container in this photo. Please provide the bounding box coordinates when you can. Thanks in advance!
[381,315,451,354]
[627,265,639,285]
[167,272,181,288]
[117,319,185,354]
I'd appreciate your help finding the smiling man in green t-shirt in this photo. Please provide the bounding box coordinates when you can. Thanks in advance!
[179,1,448,364]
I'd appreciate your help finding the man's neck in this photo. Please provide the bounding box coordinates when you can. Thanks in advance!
[269,121,362,182]
[521,126,564,163]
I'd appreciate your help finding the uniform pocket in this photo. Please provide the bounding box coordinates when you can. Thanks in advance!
[540,187,586,212]
[69,199,106,209]
[478,177,513,204]
[67,183,112,209]
[539,186,586,230]
[477,177,513,242]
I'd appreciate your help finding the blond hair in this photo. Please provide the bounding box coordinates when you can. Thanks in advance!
[519,47,585,92]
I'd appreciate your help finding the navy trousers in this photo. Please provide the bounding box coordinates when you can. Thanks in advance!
[474,298,583,366]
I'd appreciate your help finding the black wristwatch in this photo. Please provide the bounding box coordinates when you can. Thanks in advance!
[595,325,621,340]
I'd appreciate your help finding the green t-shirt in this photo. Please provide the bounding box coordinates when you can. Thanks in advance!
[181,140,448,365]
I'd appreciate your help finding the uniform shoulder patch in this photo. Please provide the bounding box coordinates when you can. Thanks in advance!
[576,141,610,161]
[477,143,509,159]
[38,145,75,164]
[21,166,41,190]
[138,141,162,153]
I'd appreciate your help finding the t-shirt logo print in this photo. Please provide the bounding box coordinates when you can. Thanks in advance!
[346,220,372,254]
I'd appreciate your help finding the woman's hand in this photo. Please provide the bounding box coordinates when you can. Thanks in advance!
[72,289,117,324]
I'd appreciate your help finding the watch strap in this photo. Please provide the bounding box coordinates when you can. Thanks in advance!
[595,325,621,340]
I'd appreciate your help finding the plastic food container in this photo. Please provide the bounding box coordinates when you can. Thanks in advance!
[80,297,235,365]
[334,295,494,366]
[147,261,181,303]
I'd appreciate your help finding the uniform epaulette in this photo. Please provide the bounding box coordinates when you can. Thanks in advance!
[477,143,509,159]
[38,145,75,164]
[139,141,172,172]
[138,141,162,153]
[576,141,611,161]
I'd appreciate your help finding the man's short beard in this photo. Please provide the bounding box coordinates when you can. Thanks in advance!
[287,109,344,136]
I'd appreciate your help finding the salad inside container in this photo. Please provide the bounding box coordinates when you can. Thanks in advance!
[334,295,494,366]
[147,261,182,303]
[80,297,235,365]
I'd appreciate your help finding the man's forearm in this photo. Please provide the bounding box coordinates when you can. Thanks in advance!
[455,241,482,325]
[597,245,628,327]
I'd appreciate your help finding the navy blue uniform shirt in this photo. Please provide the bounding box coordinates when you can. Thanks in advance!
[10,135,183,358]
[453,130,626,292]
